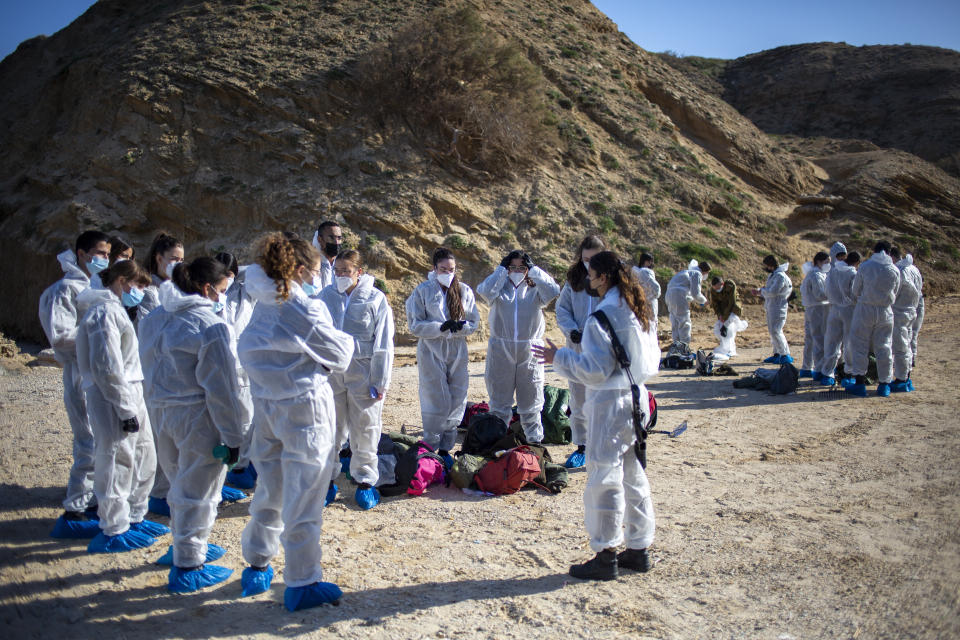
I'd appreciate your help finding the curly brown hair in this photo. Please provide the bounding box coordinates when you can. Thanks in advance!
[589,251,651,332]
[255,232,320,301]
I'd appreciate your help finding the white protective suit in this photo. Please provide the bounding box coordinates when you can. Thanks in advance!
[800,262,830,372]
[664,260,707,346]
[319,274,395,486]
[912,296,925,367]
[405,273,480,451]
[138,286,253,568]
[830,241,847,266]
[553,286,660,553]
[631,266,661,324]
[38,250,95,513]
[892,255,923,381]
[219,269,256,470]
[712,314,748,358]
[477,265,561,444]
[759,262,793,356]
[819,260,858,378]
[75,288,156,536]
[849,251,901,383]
[309,232,338,292]
[238,265,354,587]
[555,282,599,447]
[138,273,175,500]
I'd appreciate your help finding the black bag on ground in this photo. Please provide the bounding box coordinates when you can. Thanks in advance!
[695,349,715,376]
[769,362,799,394]
[461,413,509,456]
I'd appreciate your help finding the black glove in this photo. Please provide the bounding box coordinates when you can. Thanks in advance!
[500,255,512,268]
[439,319,456,332]
[720,325,728,337]
[570,329,582,344]
[227,447,240,466]
[121,417,139,433]
[449,320,466,333]
[522,253,534,270]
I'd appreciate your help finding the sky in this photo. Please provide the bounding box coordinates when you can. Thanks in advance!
[2,0,959,61]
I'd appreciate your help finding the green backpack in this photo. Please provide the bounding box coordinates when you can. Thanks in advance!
[450,454,488,489]
[541,385,572,445]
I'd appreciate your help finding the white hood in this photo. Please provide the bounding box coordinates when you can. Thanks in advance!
[802,261,831,276]
[869,251,893,266]
[76,287,117,316]
[896,254,914,268]
[687,259,699,271]
[161,281,214,313]
[775,262,790,274]
[56,249,88,280]
[244,263,307,305]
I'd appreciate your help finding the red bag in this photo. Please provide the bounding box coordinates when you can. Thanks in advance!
[474,446,542,495]
[460,401,490,429]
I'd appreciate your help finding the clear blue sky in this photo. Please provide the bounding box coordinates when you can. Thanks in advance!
[2,0,958,61]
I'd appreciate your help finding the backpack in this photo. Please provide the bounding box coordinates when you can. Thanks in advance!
[474,446,542,495]
[695,349,715,376]
[459,401,490,429]
[540,385,572,445]
[769,363,799,395]
[450,453,487,489]
[662,343,696,370]
[379,440,445,497]
[648,391,658,431]
[461,413,509,456]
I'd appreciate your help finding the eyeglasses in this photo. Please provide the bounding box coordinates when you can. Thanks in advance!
[508,266,527,273]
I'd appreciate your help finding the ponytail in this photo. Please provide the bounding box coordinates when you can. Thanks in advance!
[172,257,229,296]
[432,247,464,321]
[588,251,651,332]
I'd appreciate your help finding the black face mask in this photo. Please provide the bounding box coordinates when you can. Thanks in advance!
[324,242,341,258]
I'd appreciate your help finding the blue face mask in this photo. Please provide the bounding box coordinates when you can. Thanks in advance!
[88,256,109,275]
[212,292,227,315]
[301,281,318,297]
[121,287,145,308]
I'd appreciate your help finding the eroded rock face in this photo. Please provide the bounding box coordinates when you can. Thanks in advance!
[720,43,960,177]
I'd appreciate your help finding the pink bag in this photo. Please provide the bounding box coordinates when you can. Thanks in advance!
[406,443,446,496]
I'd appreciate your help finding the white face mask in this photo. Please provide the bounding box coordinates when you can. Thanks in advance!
[509,272,526,287]
[225,276,235,290]
[436,272,454,288]
[165,262,177,278]
[213,292,226,314]
[582,260,590,271]
[336,276,354,293]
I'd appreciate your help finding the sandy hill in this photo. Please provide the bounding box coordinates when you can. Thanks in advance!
[0,1,955,342]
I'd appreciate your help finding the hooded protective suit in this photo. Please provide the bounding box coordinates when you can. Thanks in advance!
[238,265,353,588]
[849,251,901,383]
[319,274,395,486]
[405,273,480,451]
[76,288,156,536]
[664,260,706,346]
[892,255,923,381]
[138,285,253,569]
[800,262,830,372]
[219,269,256,472]
[553,286,660,553]
[819,260,858,378]
[38,250,96,513]
[759,263,793,356]
[830,242,847,265]
[477,265,561,444]
[556,281,599,447]
[631,266,661,324]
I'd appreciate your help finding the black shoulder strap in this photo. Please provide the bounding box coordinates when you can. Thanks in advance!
[591,310,648,468]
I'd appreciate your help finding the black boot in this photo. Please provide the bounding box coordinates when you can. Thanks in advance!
[569,548,618,581]
[617,548,651,573]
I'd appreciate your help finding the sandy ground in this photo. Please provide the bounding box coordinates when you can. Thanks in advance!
[1,298,959,639]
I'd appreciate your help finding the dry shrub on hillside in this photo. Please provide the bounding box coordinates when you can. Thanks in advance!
[357,7,553,178]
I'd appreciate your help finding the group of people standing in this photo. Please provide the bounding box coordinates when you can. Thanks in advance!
[38,223,662,605]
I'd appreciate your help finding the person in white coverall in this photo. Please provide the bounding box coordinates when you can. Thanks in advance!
[75,260,166,553]
[819,251,860,385]
[138,257,253,593]
[477,250,561,445]
[405,248,480,466]
[237,234,354,612]
[310,220,344,291]
[556,235,606,469]
[39,231,111,538]
[632,252,661,327]
[845,241,901,397]
[753,255,793,364]
[319,250,395,510]
[534,251,660,581]
[889,247,923,392]
[664,259,710,346]
[799,251,831,379]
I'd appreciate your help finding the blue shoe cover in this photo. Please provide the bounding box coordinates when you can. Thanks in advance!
[840,377,856,388]
[812,371,823,382]
[51,515,101,539]
[168,564,233,593]
[798,369,813,378]
[441,453,455,470]
[226,465,258,490]
[148,496,170,517]
[155,543,226,566]
[340,456,351,474]
[763,354,780,364]
[130,519,170,537]
[220,485,246,503]
[325,483,338,507]
[906,379,915,391]
[820,376,836,386]
[241,565,274,597]
[564,451,586,469]
[778,355,795,364]
[87,529,156,553]
[876,383,891,397]
[355,486,381,510]
[284,581,343,611]
[847,383,868,397]
[890,381,909,393]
